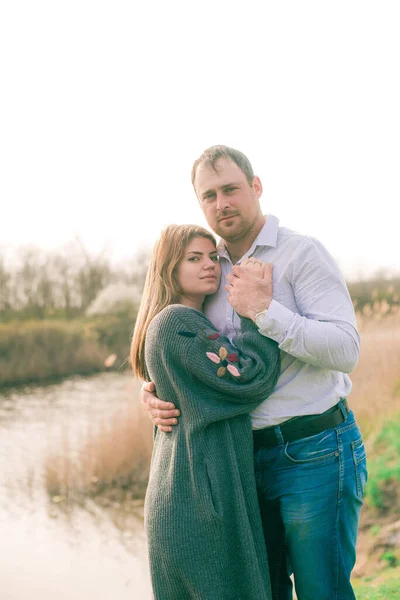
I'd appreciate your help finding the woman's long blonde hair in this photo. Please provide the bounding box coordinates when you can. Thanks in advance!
[131,224,217,380]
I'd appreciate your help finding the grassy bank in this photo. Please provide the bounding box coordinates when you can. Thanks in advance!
[352,568,400,599]
[0,312,135,386]
[0,320,108,386]
[350,311,400,591]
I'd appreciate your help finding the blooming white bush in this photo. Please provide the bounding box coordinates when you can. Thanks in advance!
[86,283,142,316]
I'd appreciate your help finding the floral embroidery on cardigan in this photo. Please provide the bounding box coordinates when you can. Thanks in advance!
[206,346,241,378]
[207,332,220,340]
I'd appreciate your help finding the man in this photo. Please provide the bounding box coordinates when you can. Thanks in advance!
[140,145,367,600]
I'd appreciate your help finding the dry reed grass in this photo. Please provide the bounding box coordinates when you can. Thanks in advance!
[44,385,153,504]
[351,308,400,439]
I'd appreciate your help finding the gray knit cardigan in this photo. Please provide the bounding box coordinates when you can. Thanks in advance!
[144,304,280,600]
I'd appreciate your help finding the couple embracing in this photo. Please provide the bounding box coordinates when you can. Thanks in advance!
[131,145,367,600]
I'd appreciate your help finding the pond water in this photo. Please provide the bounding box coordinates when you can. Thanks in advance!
[0,373,152,600]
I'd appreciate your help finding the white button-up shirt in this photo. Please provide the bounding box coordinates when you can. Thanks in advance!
[204,215,360,428]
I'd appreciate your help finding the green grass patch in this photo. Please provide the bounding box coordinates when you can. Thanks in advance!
[370,525,381,537]
[365,416,400,509]
[353,581,400,599]
[379,551,399,568]
[353,566,400,599]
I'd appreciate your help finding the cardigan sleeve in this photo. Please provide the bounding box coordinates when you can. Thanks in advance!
[154,306,280,405]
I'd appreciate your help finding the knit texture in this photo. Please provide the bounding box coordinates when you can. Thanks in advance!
[144,304,280,600]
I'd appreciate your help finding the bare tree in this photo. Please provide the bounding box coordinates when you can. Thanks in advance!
[0,254,11,314]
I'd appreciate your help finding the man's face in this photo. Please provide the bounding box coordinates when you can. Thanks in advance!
[194,158,263,242]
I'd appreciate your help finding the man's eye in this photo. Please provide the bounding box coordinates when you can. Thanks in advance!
[203,194,216,202]
[225,187,237,193]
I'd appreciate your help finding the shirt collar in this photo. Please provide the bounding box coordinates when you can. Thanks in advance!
[217,214,279,261]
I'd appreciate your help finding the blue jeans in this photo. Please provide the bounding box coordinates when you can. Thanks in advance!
[254,402,368,600]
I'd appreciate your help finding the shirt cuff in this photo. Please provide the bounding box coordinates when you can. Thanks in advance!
[256,299,295,344]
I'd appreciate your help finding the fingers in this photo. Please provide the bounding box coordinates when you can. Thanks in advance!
[142,380,156,392]
[230,260,265,280]
[150,398,180,412]
[152,410,180,432]
[232,261,263,277]
[158,425,174,433]
[151,407,180,419]
[154,416,179,426]
[149,404,180,432]
[241,258,273,280]
[241,257,264,270]
[140,386,179,412]
[231,265,241,277]
[234,258,266,280]
[225,282,234,298]
[242,257,262,266]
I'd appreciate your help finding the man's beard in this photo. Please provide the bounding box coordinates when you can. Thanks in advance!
[216,214,255,242]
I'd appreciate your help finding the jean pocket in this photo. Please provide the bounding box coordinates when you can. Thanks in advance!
[284,428,339,465]
[351,437,368,500]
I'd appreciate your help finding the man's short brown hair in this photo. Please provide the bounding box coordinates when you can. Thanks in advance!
[191,145,255,188]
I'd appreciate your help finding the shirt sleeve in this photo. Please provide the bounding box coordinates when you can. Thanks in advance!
[256,237,360,373]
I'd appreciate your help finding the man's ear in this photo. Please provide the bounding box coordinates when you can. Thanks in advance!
[252,176,263,199]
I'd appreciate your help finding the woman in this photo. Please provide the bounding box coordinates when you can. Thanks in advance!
[131,224,280,600]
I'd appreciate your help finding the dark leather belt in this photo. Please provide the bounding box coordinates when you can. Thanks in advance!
[253,399,349,450]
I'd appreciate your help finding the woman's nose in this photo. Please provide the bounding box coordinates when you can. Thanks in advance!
[204,259,216,269]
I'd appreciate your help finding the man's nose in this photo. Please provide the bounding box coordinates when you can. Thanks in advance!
[216,193,230,211]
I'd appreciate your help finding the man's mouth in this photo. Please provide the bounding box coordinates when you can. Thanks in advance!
[218,214,237,223]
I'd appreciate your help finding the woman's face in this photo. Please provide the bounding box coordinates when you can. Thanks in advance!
[175,236,221,309]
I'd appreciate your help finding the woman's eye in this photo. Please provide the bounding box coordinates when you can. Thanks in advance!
[211,255,219,262]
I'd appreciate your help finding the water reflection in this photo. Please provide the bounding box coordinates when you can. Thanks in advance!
[0,373,152,599]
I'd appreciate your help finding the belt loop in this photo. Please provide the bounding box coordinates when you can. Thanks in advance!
[338,398,348,420]
[274,425,285,445]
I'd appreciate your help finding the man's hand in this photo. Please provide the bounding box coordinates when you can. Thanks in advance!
[140,381,181,433]
[225,257,273,320]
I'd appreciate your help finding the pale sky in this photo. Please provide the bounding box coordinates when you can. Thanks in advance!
[1,1,399,280]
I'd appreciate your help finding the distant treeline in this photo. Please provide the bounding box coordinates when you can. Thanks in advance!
[1,243,399,322]
[0,241,150,322]
[348,276,400,314]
